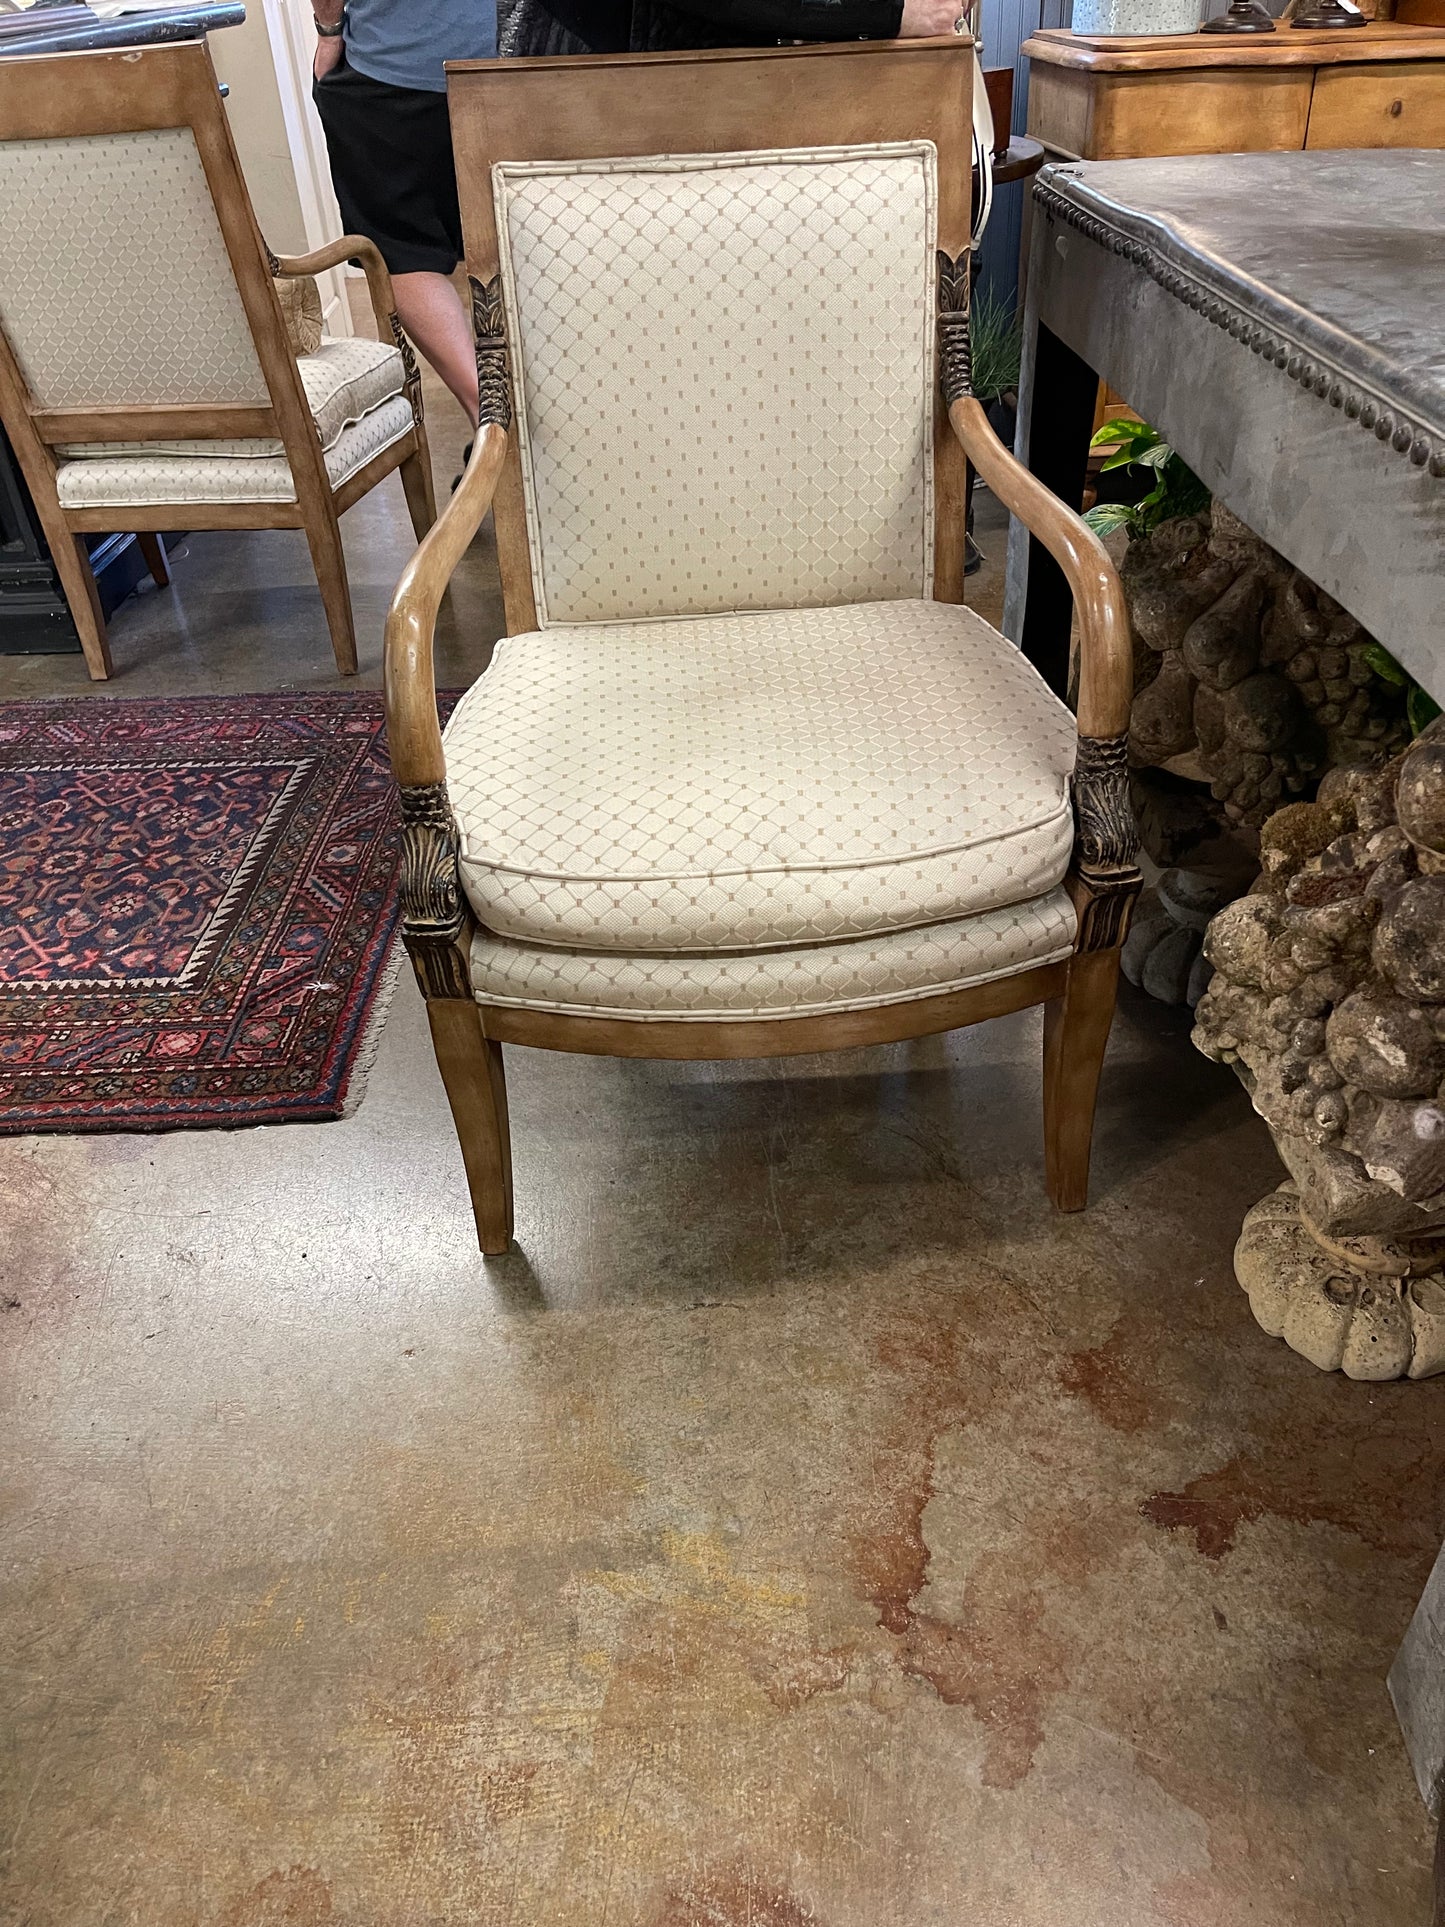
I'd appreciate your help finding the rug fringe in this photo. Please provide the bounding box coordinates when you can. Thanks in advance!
[341,935,406,1119]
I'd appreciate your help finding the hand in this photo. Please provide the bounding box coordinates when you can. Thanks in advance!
[313,33,343,80]
[898,0,964,32]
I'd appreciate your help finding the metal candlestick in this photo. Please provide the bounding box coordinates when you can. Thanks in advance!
[1201,0,1276,29]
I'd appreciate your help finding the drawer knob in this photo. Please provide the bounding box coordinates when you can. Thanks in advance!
[1389,99,1404,117]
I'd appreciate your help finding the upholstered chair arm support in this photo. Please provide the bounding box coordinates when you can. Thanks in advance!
[383,425,508,998]
[271,237,424,419]
[948,397,1140,949]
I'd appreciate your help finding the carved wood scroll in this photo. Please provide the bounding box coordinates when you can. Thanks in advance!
[399,782,472,999]
[936,249,972,407]
[388,312,424,424]
[1072,732,1142,950]
[470,273,513,430]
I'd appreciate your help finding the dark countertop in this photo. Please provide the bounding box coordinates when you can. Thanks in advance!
[0,3,243,58]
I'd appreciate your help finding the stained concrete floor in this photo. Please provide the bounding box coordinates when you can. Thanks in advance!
[2,367,1443,1927]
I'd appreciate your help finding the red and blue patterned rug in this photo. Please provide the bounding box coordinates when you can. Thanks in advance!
[0,692,439,1133]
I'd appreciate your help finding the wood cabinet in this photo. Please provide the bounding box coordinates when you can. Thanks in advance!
[1023,22,1445,159]
[1306,57,1445,145]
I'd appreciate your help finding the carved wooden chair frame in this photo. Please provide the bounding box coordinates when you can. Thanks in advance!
[0,37,436,679]
[384,41,1141,1253]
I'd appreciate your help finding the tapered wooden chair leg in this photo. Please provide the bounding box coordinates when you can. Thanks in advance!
[426,997,514,1254]
[51,533,114,680]
[399,443,437,545]
[303,511,359,676]
[137,532,170,588]
[1042,946,1122,1213]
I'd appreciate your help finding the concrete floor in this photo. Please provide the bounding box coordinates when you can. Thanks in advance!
[2,365,1442,1927]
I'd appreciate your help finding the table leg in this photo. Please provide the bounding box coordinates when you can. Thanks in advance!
[1003,317,1099,702]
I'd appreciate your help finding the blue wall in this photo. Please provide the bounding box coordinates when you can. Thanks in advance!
[974,0,1071,309]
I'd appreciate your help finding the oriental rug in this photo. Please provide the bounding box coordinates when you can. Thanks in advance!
[0,692,446,1133]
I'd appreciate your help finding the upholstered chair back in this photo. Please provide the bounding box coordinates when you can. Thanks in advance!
[492,143,939,626]
[0,128,269,411]
[445,41,975,634]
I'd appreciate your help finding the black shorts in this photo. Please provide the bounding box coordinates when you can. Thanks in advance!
[312,56,463,277]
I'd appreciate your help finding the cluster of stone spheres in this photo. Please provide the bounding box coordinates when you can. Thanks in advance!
[1126,500,1411,826]
[1193,724,1445,1380]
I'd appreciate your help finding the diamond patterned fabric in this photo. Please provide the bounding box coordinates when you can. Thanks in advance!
[469,890,1077,1021]
[0,130,267,409]
[494,144,937,625]
[443,599,1078,955]
[54,395,415,508]
[56,338,406,461]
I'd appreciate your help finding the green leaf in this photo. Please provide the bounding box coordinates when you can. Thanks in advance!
[1098,446,1146,472]
[1101,432,1160,464]
[1363,643,1409,687]
[1132,442,1175,470]
[1082,502,1136,537]
[1089,416,1149,450]
[1408,684,1442,737]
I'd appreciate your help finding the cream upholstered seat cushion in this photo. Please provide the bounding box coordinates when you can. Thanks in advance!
[54,395,415,509]
[443,600,1078,956]
[291,338,407,453]
[54,338,407,462]
[494,143,938,625]
[469,891,1078,1022]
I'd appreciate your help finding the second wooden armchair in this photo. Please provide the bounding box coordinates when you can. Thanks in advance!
[0,38,435,679]
[385,40,1141,1253]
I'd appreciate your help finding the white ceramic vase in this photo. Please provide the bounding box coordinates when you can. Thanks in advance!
[1070,0,1202,31]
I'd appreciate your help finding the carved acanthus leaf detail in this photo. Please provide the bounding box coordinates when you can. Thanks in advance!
[936,249,972,406]
[398,782,471,999]
[388,312,424,422]
[470,272,512,430]
[1071,733,1142,950]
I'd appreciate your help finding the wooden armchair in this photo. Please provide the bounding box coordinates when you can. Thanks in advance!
[385,41,1140,1254]
[0,37,435,680]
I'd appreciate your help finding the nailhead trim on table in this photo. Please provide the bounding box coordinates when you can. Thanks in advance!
[1035,173,1445,481]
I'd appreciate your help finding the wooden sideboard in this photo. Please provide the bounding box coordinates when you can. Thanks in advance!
[1022,22,1445,159]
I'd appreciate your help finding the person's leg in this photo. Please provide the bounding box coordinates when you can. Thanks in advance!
[391,271,479,424]
[312,66,478,421]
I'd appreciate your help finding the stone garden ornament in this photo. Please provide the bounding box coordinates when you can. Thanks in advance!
[1194,724,1445,1379]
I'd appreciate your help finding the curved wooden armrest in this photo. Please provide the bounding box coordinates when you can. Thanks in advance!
[271,236,398,339]
[949,397,1140,949]
[948,397,1131,741]
[385,424,507,789]
[384,426,508,999]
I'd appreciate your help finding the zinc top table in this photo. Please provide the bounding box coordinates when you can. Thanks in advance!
[0,3,243,59]
[1002,147,1445,705]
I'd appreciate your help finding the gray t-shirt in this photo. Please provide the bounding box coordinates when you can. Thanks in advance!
[344,0,496,93]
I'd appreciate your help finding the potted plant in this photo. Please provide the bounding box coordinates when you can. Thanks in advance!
[1081,414,1210,539]
[969,283,1022,450]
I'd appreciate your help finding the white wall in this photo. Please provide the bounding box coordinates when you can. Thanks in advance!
[211,8,309,254]
[210,9,353,335]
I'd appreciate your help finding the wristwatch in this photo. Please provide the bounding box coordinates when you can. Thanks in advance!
[314,15,344,33]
